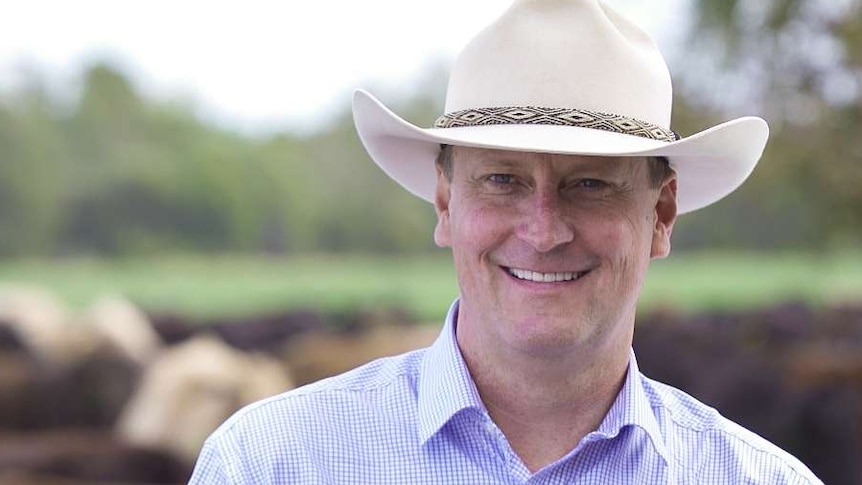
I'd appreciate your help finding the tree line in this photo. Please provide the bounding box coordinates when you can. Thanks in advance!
[0,0,859,257]
[0,65,443,257]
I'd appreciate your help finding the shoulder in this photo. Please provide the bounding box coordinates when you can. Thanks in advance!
[220,346,425,435]
[641,376,823,484]
[192,349,427,482]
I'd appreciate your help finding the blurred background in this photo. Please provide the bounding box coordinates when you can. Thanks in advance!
[0,0,860,483]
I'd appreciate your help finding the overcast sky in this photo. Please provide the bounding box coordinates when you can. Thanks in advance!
[0,0,688,134]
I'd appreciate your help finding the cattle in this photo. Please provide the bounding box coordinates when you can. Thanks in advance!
[283,323,440,386]
[0,286,98,366]
[2,282,860,483]
[0,290,151,430]
[116,334,294,464]
[0,430,189,484]
[80,295,164,366]
[634,303,862,485]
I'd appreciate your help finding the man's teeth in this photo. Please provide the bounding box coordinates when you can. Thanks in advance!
[508,268,582,282]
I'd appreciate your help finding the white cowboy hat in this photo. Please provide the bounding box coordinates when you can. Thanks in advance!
[352,0,769,214]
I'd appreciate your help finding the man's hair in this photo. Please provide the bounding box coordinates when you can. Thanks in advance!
[435,144,673,188]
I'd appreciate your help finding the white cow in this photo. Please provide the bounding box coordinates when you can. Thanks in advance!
[0,285,98,366]
[116,334,293,463]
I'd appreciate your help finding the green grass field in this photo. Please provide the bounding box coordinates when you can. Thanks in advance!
[0,251,859,323]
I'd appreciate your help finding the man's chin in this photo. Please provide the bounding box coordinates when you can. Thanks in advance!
[503,314,593,355]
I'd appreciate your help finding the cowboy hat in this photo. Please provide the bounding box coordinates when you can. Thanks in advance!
[352,0,769,214]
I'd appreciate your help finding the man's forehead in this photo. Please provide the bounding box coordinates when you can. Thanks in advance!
[450,146,646,171]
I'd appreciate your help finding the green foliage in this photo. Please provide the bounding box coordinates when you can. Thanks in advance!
[1,1,861,258]
[672,0,862,250]
[0,86,66,256]
[0,61,445,257]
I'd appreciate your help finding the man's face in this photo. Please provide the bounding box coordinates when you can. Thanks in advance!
[434,146,677,358]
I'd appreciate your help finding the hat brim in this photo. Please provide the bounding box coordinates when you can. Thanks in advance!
[353,89,769,214]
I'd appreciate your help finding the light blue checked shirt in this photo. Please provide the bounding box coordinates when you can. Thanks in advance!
[189,300,822,484]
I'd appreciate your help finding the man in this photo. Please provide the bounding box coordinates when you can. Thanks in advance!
[190,0,823,483]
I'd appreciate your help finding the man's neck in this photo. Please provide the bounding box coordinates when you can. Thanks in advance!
[456,324,631,473]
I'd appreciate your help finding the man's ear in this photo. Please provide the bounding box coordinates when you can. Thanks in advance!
[433,165,452,248]
[650,174,677,259]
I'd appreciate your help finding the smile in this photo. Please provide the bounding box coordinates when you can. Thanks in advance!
[506,267,587,283]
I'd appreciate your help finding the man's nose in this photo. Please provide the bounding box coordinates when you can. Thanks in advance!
[515,191,575,253]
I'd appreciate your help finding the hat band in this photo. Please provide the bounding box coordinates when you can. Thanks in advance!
[434,106,679,142]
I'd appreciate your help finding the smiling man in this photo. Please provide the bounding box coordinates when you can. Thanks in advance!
[190,0,823,483]
[431,146,678,473]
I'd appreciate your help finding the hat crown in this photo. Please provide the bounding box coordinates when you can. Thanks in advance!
[445,0,673,128]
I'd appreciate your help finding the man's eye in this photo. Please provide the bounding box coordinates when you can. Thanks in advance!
[577,179,608,189]
[487,174,515,185]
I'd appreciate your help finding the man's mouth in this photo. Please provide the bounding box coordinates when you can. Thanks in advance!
[505,267,588,283]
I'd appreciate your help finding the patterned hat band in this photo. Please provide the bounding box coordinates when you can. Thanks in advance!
[434,106,680,143]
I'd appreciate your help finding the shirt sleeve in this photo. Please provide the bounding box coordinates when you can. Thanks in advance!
[186,412,326,484]
[188,436,234,485]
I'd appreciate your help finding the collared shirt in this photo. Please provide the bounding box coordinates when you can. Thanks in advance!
[189,300,822,484]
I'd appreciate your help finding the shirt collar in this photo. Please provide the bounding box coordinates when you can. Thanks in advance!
[596,349,670,464]
[417,299,486,445]
[417,299,669,464]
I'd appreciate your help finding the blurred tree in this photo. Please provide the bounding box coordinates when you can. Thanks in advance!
[672,0,862,249]
[295,62,447,253]
[300,110,437,253]
[0,80,65,256]
[0,61,446,257]
[56,63,280,255]
[1,28,860,257]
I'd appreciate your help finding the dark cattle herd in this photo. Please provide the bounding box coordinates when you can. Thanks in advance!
[0,285,859,484]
